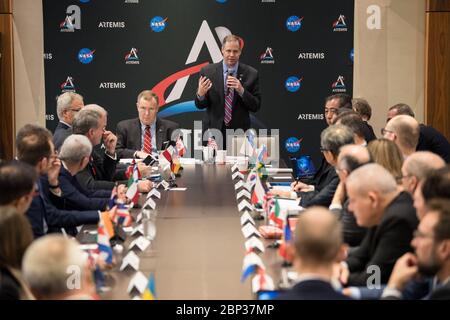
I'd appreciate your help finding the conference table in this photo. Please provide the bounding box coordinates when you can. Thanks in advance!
[79,163,292,300]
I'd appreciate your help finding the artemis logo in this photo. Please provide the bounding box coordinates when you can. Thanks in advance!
[298,114,324,120]
[298,52,325,60]
[98,21,126,28]
[125,48,140,64]
[333,15,348,32]
[332,76,346,93]
[99,82,126,89]
[60,5,81,32]
[61,76,75,92]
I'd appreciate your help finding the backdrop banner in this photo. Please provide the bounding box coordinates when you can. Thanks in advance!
[43,0,354,164]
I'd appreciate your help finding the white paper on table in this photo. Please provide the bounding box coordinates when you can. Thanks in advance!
[265,168,293,174]
[252,274,274,293]
[234,180,244,190]
[119,158,143,165]
[129,236,151,251]
[169,187,187,191]
[179,158,198,165]
[241,223,261,238]
[271,176,293,180]
[147,189,161,199]
[120,251,140,271]
[242,252,265,271]
[78,244,98,251]
[276,198,304,212]
[236,189,251,200]
[143,197,156,210]
[127,271,148,294]
[238,199,253,212]
[245,236,265,253]
[131,224,145,236]
[270,186,292,192]
[240,211,255,226]
[232,171,244,180]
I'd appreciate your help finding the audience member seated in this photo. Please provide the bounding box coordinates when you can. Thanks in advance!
[401,151,445,198]
[330,145,371,247]
[334,111,368,146]
[116,90,179,159]
[16,124,100,238]
[383,114,420,159]
[0,206,35,300]
[277,207,350,300]
[0,161,37,214]
[53,92,84,151]
[352,98,376,142]
[22,234,98,300]
[414,166,450,219]
[339,164,418,286]
[382,199,450,300]
[368,139,404,184]
[272,125,354,207]
[387,103,450,163]
[324,93,352,126]
[58,134,126,211]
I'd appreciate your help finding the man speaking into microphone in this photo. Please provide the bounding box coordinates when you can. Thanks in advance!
[195,35,261,145]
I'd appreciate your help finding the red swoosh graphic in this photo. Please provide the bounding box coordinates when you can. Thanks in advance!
[151,62,209,107]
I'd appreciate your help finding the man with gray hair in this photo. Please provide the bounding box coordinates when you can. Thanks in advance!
[383,115,420,158]
[277,207,350,300]
[387,103,450,163]
[330,144,372,247]
[53,92,84,151]
[338,163,419,287]
[271,125,354,207]
[57,135,121,211]
[72,105,120,191]
[22,234,97,300]
[401,151,445,197]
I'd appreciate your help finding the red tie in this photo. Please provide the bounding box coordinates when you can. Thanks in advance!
[143,126,152,154]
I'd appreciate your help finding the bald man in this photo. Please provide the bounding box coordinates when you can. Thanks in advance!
[330,144,371,246]
[383,115,420,158]
[339,164,418,286]
[401,151,445,196]
[277,207,350,300]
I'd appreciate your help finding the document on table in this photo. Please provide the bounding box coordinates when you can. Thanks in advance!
[276,198,304,212]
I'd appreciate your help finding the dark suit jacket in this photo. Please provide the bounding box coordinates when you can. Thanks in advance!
[59,165,111,211]
[277,279,351,300]
[298,161,339,208]
[331,198,368,247]
[26,177,99,238]
[75,146,118,191]
[0,268,20,300]
[115,117,179,159]
[53,121,72,151]
[195,62,261,131]
[346,192,419,286]
[417,124,450,163]
[363,122,377,142]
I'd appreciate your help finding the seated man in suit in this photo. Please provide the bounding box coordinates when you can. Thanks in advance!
[116,90,179,159]
[383,115,420,159]
[22,234,97,300]
[338,163,419,287]
[58,134,127,211]
[73,105,152,193]
[0,161,37,215]
[53,92,84,151]
[271,125,354,208]
[16,124,101,238]
[334,111,368,146]
[382,199,450,300]
[387,103,450,163]
[277,207,350,300]
[324,93,352,126]
[330,144,372,247]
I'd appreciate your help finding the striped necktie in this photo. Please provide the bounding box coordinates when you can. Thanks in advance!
[224,71,234,126]
[143,125,152,154]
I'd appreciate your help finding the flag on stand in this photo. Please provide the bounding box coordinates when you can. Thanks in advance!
[142,273,157,300]
[112,203,133,227]
[108,183,118,209]
[251,175,266,206]
[269,199,286,229]
[175,135,186,157]
[126,162,139,205]
[97,213,114,265]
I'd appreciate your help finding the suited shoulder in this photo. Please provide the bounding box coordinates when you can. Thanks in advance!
[116,118,139,129]
[200,62,222,74]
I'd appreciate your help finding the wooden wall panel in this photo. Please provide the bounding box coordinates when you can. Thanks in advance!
[0,0,11,14]
[425,5,450,140]
[0,12,14,160]
[427,0,450,12]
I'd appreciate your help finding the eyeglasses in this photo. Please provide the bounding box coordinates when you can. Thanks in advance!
[413,230,434,240]
[381,128,394,136]
[69,108,81,113]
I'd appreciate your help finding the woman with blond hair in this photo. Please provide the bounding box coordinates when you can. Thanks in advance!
[367,138,404,184]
